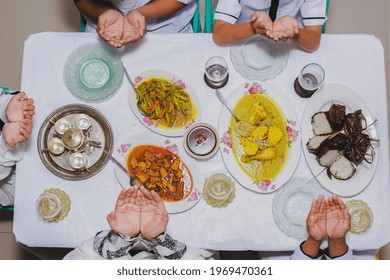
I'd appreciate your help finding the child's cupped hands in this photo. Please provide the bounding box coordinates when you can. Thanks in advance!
[252,12,299,42]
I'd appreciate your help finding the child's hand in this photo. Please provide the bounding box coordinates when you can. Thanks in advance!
[2,119,32,147]
[97,9,124,48]
[251,11,273,36]
[268,16,299,41]
[122,10,147,45]
[6,92,35,122]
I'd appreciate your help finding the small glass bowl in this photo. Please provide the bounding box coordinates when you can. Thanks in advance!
[47,138,65,155]
[36,193,61,219]
[349,205,373,232]
[74,114,92,130]
[346,199,374,234]
[183,122,219,159]
[54,118,71,135]
[69,152,87,169]
[204,173,234,201]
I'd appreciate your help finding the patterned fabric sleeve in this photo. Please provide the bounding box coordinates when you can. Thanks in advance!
[153,234,187,260]
[93,230,142,259]
[92,231,188,260]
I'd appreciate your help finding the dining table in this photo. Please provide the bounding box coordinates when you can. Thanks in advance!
[13,32,390,253]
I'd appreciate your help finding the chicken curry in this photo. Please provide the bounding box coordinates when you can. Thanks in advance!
[230,94,289,181]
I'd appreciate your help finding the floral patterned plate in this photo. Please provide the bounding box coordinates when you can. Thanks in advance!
[218,81,300,193]
[113,133,203,214]
[128,69,201,137]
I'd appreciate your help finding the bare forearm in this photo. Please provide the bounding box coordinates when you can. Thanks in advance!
[136,0,185,20]
[74,0,115,20]
[213,20,256,46]
[291,26,322,52]
[301,237,322,258]
[328,238,348,258]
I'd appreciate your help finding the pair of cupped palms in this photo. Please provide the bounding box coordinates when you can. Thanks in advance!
[108,186,168,240]
[97,9,146,48]
[251,11,300,42]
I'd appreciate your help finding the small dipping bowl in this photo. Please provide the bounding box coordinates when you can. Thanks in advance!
[36,192,61,219]
[349,205,373,233]
[62,127,85,150]
[68,152,87,169]
[48,138,65,155]
[204,173,234,201]
[183,122,219,159]
[80,58,111,89]
[54,118,71,135]
[74,114,92,130]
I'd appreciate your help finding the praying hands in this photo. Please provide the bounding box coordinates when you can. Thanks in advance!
[107,186,168,240]
[97,9,146,48]
[302,194,351,258]
[251,11,299,42]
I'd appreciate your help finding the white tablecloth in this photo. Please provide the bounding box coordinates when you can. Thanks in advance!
[14,32,390,251]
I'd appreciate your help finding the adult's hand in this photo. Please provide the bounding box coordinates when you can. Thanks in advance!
[6,92,35,122]
[306,195,327,242]
[325,194,350,240]
[139,186,168,240]
[251,11,273,36]
[107,187,141,237]
[269,16,299,41]
[97,9,124,48]
[122,10,146,45]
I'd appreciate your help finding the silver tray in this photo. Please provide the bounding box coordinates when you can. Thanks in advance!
[37,104,113,180]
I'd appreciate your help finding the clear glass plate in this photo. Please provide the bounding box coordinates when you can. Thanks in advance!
[272,177,330,239]
[230,36,289,80]
[64,42,124,102]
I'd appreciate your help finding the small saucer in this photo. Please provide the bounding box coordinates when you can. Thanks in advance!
[203,183,235,208]
[204,73,229,89]
[42,188,71,223]
[294,77,316,98]
[345,199,373,234]
[183,122,219,159]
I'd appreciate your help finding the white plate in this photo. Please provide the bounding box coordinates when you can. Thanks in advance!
[230,36,289,81]
[218,81,301,193]
[272,177,330,239]
[113,133,203,214]
[128,69,201,137]
[301,84,379,197]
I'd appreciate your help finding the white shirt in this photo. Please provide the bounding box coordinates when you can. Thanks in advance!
[85,0,196,34]
[0,92,25,206]
[214,0,327,28]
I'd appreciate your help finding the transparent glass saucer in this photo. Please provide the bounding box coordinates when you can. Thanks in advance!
[345,199,374,234]
[203,173,236,208]
[64,42,124,102]
[230,36,289,80]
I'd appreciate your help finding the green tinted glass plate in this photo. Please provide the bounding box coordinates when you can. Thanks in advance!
[64,42,124,102]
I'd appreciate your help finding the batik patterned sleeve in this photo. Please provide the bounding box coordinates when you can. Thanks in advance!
[93,230,140,259]
[153,234,187,260]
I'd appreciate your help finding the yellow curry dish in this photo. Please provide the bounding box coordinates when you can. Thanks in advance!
[135,77,197,129]
[230,94,289,181]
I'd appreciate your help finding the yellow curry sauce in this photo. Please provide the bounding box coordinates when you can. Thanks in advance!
[136,77,197,130]
[230,94,289,181]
